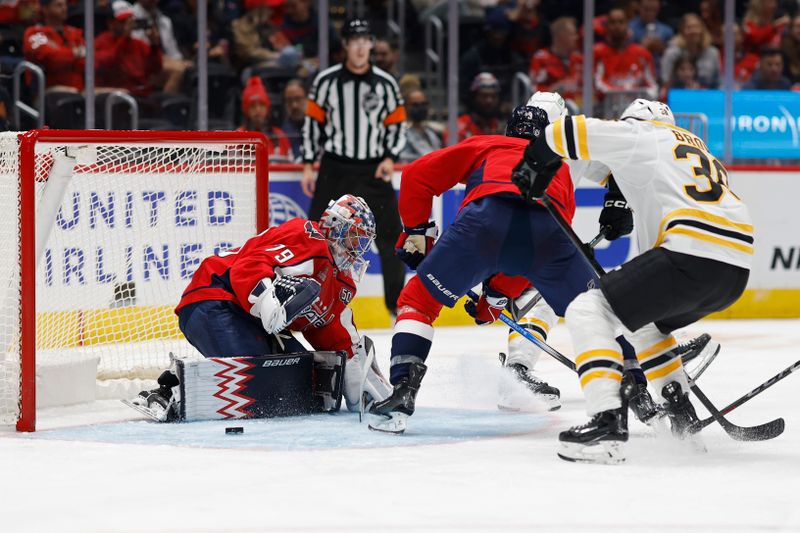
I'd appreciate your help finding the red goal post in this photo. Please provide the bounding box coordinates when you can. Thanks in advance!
[0,130,270,432]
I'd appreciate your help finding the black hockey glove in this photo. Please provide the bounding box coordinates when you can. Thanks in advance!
[598,176,633,241]
[511,134,562,203]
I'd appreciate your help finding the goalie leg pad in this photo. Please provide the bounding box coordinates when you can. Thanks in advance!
[177,353,317,421]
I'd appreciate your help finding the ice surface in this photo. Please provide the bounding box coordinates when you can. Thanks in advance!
[2,320,800,532]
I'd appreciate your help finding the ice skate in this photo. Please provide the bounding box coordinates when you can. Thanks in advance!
[661,381,707,452]
[124,370,180,422]
[368,362,426,434]
[497,353,561,411]
[675,333,720,382]
[557,407,628,465]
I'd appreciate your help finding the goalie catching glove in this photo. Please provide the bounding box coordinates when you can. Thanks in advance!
[248,275,321,334]
[395,221,438,269]
[465,284,509,326]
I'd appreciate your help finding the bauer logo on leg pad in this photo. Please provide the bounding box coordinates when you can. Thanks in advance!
[262,357,301,367]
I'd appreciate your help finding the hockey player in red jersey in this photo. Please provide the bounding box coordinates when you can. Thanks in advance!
[367,104,602,434]
[132,194,391,421]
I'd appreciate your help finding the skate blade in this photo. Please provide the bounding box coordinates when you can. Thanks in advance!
[684,339,721,382]
[367,412,408,434]
[121,399,168,422]
[557,441,626,465]
[497,396,561,413]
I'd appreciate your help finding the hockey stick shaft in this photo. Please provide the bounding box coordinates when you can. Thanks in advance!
[471,230,607,371]
[540,196,606,276]
[717,358,800,416]
[691,359,800,433]
[466,290,576,372]
[514,228,609,317]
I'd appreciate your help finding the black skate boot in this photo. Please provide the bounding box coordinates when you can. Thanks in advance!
[497,353,561,411]
[368,362,427,434]
[131,370,180,422]
[557,407,629,464]
[621,372,663,425]
[674,333,720,381]
[661,381,701,439]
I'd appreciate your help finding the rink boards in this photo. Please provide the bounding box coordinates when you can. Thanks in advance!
[267,165,800,327]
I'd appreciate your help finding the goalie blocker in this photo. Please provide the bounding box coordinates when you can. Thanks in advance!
[168,351,346,422]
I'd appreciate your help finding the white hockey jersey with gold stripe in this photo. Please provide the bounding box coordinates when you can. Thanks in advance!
[547,116,753,270]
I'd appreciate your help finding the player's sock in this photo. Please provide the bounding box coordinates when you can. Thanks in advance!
[389,307,434,384]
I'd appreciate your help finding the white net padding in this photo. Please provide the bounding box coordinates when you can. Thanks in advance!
[0,132,266,427]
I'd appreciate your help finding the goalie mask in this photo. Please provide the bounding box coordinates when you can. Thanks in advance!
[620,98,675,125]
[319,194,376,281]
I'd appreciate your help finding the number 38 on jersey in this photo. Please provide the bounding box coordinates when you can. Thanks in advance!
[670,130,738,204]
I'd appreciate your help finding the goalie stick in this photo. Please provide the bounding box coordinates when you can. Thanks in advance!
[539,195,784,442]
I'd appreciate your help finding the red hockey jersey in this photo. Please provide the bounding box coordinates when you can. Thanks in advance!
[398,134,576,228]
[176,218,360,356]
[23,24,85,91]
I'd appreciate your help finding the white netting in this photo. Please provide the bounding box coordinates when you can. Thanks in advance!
[0,132,264,427]
[0,133,21,425]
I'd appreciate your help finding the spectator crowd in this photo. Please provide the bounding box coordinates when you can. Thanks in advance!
[1,0,800,157]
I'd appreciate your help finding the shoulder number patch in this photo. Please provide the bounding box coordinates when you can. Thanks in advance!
[339,287,353,304]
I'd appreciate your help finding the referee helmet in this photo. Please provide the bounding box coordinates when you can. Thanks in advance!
[341,18,373,40]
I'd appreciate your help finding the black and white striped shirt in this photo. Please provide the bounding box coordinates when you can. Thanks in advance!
[302,64,407,163]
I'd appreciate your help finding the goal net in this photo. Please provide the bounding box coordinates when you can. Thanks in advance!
[0,130,269,431]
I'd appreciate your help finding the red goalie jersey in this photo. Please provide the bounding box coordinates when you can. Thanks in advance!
[176,218,361,356]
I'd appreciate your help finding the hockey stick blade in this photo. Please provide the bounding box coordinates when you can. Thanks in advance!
[690,359,800,436]
[688,384,784,441]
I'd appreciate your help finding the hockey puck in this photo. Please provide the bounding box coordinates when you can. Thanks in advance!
[225,427,244,435]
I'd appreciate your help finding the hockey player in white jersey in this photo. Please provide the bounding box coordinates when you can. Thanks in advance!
[496,91,665,418]
[494,92,566,412]
[512,99,752,463]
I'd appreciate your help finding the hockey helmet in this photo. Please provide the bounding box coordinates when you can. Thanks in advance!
[526,91,567,124]
[319,194,376,281]
[620,98,675,125]
[505,105,550,140]
[341,18,373,41]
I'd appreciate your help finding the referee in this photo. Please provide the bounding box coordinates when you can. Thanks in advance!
[301,18,407,316]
